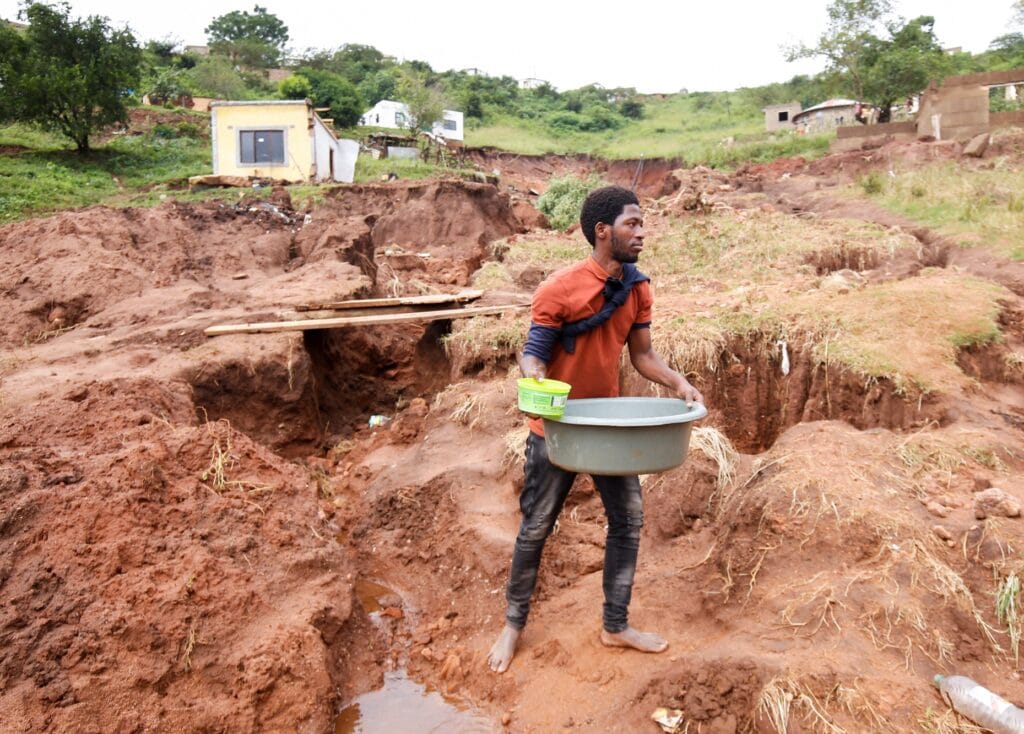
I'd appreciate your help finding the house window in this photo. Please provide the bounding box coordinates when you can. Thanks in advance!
[778,111,789,122]
[395,112,407,126]
[239,129,285,165]
[443,119,457,131]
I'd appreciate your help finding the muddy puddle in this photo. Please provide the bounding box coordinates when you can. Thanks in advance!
[340,580,498,731]
[354,579,401,617]
[335,671,497,733]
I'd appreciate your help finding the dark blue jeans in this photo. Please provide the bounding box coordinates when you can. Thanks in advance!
[505,432,644,633]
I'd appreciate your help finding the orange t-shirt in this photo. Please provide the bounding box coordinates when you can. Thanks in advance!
[527,256,653,437]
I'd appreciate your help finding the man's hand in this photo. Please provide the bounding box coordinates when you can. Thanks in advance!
[520,354,547,382]
[672,376,704,408]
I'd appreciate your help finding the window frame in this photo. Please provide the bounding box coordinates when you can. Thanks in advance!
[237,128,288,167]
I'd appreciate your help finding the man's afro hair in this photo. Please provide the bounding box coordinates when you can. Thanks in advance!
[579,185,639,246]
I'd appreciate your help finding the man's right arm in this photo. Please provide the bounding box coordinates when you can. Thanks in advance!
[520,279,564,381]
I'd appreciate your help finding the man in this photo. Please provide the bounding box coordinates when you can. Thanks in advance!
[487,185,704,673]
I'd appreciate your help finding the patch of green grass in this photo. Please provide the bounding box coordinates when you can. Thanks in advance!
[353,155,473,183]
[862,159,1024,261]
[536,174,608,230]
[0,123,210,223]
[442,312,528,374]
[996,572,1022,666]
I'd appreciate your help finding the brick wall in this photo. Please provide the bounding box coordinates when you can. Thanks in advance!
[944,69,1024,87]
[836,121,916,139]
[992,110,1024,127]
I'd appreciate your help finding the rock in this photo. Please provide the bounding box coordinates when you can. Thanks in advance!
[420,646,435,661]
[820,269,865,294]
[501,712,512,726]
[511,199,549,230]
[439,652,462,681]
[187,174,251,189]
[963,133,991,158]
[0,466,28,492]
[926,501,950,518]
[973,475,992,492]
[974,488,1021,519]
[933,525,953,541]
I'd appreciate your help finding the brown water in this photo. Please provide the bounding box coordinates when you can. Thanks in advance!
[354,579,395,614]
[335,671,497,734]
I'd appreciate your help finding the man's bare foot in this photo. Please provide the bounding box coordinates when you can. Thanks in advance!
[487,625,521,673]
[600,627,668,653]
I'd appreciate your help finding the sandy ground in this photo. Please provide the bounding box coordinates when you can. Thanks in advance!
[2,135,1024,732]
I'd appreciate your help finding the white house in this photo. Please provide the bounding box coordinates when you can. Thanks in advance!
[359,100,464,142]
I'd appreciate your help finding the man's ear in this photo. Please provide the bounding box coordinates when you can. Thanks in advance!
[594,221,609,242]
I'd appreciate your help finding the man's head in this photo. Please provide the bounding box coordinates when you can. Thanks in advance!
[580,185,644,264]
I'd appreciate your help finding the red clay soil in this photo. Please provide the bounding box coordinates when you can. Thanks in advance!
[2,141,1024,733]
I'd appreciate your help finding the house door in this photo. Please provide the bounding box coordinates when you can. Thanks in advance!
[329,149,335,181]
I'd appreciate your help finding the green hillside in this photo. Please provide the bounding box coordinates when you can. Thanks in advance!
[466,92,832,164]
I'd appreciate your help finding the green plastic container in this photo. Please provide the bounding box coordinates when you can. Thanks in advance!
[517,378,572,417]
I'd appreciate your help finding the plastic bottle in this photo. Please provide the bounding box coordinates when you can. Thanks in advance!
[934,674,1024,734]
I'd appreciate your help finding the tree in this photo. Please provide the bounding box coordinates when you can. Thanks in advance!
[785,0,893,99]
[205,5,288,67]
[357,68,399,107]
[146,67,191,103]
[0,2,141,153]
[186,56,248,99]
[397,72,446,133]
[861,16,948,121]
[787,0,948,121]
[296,68,363,127]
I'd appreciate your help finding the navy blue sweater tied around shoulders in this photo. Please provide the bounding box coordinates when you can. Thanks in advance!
[522,262,650,362]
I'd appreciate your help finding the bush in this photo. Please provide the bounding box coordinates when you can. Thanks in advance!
[278,74,313,100]
[536,174,608,231]
[860,171,884,195]
[619,100,644,119]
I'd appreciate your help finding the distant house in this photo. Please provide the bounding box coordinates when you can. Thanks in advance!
[359,100,465,142]
[792,99,873,133]
[185,45,210,57]
[763,102,801,132]
[209,99,358,183]
[519,78,548,90]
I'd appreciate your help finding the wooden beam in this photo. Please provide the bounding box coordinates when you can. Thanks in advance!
[295,289,484,312]
[205,303,526,337]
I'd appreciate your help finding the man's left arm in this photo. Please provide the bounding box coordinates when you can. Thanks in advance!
[627,327,704,407]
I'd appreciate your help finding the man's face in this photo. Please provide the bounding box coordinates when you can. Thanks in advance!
[609,204,645,264]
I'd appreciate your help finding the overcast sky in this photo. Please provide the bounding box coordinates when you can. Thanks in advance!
[1,0,1019,92]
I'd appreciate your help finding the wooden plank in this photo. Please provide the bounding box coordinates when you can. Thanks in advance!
[289,304,467,319]
[295,289,484,312]
[205,303,526,337]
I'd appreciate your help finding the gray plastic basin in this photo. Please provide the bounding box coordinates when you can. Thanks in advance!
[543,398,708,476]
